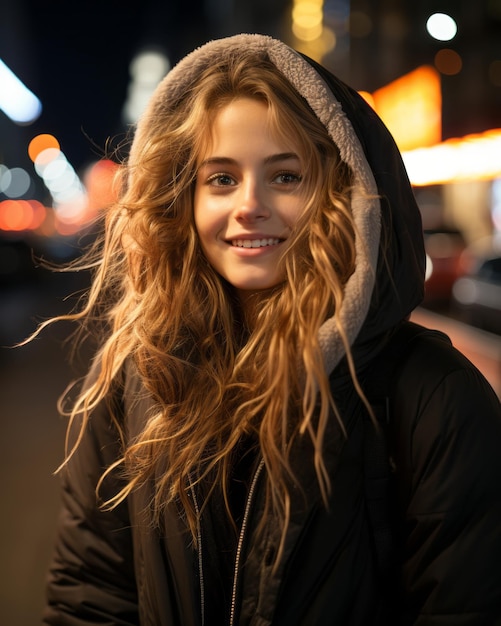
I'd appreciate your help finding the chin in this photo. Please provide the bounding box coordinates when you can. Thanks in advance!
[231,278,282,292]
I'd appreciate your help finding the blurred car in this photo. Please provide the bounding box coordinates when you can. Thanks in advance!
[451,255,501,335]
[423,229,467,308]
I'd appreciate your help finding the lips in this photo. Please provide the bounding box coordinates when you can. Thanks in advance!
[230,237,282,248]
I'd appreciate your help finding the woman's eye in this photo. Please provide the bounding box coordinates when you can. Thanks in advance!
[273,171,302,185]
[207,173,235,187]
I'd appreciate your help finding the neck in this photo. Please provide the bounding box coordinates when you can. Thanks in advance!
[236,287,280,330]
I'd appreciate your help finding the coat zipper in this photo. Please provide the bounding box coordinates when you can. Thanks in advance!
[191,458,265,626]
[189,479,205,626]
[229,458,265,626]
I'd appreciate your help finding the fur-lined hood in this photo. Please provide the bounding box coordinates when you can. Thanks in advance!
[130,33,425,374]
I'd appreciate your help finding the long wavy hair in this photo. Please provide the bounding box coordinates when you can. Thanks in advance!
[49,50,359,553]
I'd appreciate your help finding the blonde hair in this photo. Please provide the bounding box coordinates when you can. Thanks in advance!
[50,50,358,553]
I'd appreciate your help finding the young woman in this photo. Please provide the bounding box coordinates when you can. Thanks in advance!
[43,34,501,625]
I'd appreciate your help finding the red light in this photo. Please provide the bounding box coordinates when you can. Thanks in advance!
[0,199,48,231]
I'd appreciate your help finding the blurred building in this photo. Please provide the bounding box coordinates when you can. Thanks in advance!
[1,0,500,173]
[1,0,501,310]
[348,1,501,138]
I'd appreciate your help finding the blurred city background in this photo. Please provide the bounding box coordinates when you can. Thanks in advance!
[1,0,501,623]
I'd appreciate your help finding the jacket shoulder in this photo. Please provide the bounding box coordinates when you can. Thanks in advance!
[390,323,501,512]
[394,325,499,421]
[388,330,501,622]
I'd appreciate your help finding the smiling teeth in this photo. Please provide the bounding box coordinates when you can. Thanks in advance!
[232,238,280,248]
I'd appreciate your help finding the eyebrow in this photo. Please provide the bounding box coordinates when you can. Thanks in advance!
[198,152,300,168]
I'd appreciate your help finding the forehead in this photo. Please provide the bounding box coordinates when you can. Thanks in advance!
[199,97,299,160]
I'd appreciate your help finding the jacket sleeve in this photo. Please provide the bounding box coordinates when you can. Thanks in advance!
[393,335,501,626]
[43,366,139,625]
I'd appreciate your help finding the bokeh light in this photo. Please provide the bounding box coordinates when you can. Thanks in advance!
[0,199,46,231]
[84,159,119,213]
[122,50,171,124]
[292,0,324,42]
[426,13,458,41]
[434,49,463,75]
[0,58,42,124]
[0,167,32,198]
[403,129,501,186]
[28,134,60,163]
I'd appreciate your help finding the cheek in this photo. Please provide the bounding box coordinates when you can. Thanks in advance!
[280,198,306,231]
[193,189,209,239]
[194,190,228,239]
[193,196,220,258]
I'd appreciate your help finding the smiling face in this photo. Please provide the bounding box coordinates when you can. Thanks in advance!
[194,98,305,302]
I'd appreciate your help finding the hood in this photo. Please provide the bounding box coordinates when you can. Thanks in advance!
[130,34,425,375]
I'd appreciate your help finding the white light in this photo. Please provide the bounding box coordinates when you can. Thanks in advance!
[0,58,42,124]
[49,169,78,193]
[54,192,88,223]
[425,254,433,281]
[426,13,457,41]
[130,51,170,83]
[0,165,12,192]
[34,148,62,176]
[122,49,170,124]
[452,279,477,305]
[41,155,70,182]
[53,185,85,205]
[1,167,32,198]
[31,144,89,222]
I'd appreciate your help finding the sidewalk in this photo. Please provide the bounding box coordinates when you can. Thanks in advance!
[0,273,92,626]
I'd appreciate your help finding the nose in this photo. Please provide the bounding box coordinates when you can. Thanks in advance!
[234,177,270,221]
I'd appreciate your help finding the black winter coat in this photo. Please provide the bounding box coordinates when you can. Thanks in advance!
[44,324,501,625]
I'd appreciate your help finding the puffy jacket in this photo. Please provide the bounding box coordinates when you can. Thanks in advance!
[43,34,501,625]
